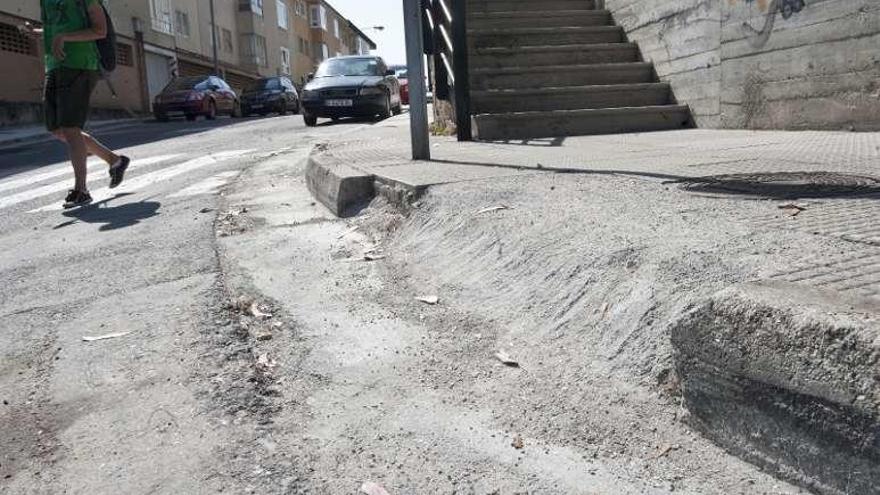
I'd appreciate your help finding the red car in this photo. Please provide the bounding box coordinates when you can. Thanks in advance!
[154,76,241,121]
[399,77,410,105]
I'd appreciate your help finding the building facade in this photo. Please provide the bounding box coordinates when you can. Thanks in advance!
[0,0,376,125]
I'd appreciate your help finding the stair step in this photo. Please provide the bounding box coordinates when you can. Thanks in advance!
[468,9,611,29]
[470,43,640,69]
[470,62,655,90]
[468,0,596,13]
[470,26,624,48]
[472,83,671,113]
[472,105,692,140]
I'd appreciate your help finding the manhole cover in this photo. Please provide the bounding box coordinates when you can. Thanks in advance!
[675,172,880,198]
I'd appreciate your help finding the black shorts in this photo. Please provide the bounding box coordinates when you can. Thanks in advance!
[44,68,99,132]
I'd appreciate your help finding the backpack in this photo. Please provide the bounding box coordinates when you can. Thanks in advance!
[78,0,117,73]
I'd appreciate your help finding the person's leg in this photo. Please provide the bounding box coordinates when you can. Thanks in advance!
[61,127,88,192]
[80,131,118,165]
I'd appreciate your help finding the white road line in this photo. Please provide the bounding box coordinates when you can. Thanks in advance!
[0,154,181,194]
[169,171,239,198]
[0,155,179,209]
[30,149,254,212]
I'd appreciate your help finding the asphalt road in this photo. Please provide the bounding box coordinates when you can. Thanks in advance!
[0,113,375,493]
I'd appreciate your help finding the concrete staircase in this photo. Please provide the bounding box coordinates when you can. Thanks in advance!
[467,0,692,140]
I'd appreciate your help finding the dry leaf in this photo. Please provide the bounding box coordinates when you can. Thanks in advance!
[415,295,439,305]
[249,302,272,319]
[511,435,524,450]
[476,205,511,215]
[495,351,519,367]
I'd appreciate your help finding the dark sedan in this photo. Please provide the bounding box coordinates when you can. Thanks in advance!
[153,76,240,121]
[301,56,402,127]
[241,76,300,116]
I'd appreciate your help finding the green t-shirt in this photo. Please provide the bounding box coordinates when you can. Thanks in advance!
[41,0,100,72]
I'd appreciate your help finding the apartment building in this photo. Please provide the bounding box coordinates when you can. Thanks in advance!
[0,0,375,125]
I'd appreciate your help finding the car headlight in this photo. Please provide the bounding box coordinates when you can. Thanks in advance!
[360,87,384,96]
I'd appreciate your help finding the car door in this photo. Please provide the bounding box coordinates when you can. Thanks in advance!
[212,77,233,113]
[377,59,399,106]
[282,78,295,106]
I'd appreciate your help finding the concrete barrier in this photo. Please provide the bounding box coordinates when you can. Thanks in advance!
[671,282,880,495]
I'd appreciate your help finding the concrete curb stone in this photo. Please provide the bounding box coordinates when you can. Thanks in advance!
[305,147,376,217]
[671,282,880,495]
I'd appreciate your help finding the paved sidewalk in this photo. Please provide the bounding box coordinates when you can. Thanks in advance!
[312,115,880,301]
[0,118,139,149]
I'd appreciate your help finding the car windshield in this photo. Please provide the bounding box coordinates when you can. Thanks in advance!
[247,78,282,91]
[165,77,210,92]
[315,58,382,77]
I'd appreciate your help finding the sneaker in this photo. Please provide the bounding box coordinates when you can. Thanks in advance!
[63,189,92,209]
[109,155,130,189]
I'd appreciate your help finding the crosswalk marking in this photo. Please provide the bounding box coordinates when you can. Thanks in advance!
[30,149,254,212]
[169,171,239,198]
[0,154,181,194]
[0,155,183,211]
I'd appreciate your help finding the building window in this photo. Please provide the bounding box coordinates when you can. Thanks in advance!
[280,47,290,75]
[174,10,190,36]
[310,5,326,29]
[150,0,173,34]
[116,42,133,66]
[277,0,289,29]
[241,34,268,67]
[295,0,306,17]
[0,22,36,56]
[222,28,234,53]
[239,0,263,16]
[333,18,339,38]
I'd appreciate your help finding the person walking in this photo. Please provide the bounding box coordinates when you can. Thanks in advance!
[21,0,130,209]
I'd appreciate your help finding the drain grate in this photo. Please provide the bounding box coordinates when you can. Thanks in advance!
[674,172,880,199]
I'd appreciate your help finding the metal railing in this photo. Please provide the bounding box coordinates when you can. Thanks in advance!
[424,0,472,141]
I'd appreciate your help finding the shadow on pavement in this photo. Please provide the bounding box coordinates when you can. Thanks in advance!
[55,193,160,231]
[0,116,263,175]
[670,172,880,200]
[434,158,880,201]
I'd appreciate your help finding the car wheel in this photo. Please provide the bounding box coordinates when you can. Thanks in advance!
[392,103,403,116]
[379,95,392,120]
[206,100,217,120]
[185,114,197,121]
[303,113,318,127]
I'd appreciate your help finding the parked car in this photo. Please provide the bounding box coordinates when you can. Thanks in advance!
[390,65,409,105]
[240,76,300,116]
[154,75,241,121]
[301,56,402,127]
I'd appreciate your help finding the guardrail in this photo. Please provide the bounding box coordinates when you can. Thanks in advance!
[424,0,472,141]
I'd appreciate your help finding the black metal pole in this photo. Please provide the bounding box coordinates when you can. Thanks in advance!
[450,0,471,141]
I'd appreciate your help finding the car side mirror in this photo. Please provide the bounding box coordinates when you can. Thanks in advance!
[307,73,314,81]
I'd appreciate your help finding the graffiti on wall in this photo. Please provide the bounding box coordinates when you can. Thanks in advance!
[732,0,806,48]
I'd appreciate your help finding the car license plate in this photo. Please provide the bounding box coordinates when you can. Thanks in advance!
[326,99,353,107]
